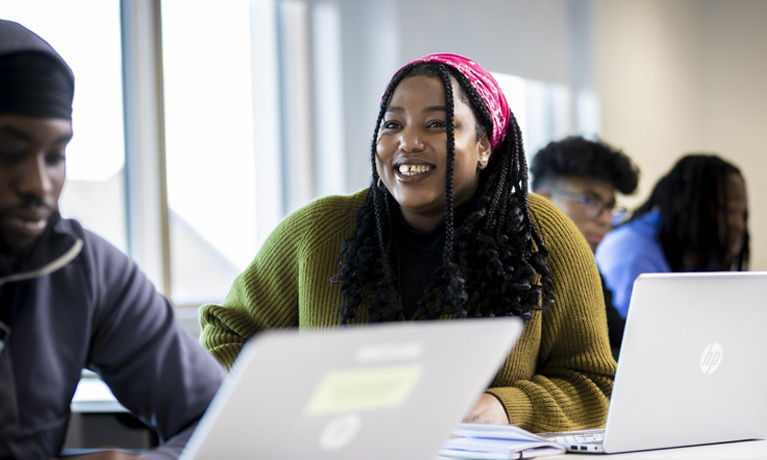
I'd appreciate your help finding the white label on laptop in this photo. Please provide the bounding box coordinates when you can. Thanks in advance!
[354,342,423,362]
[305,365,422,416]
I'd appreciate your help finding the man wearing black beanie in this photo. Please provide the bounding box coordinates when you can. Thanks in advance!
[0,19,224,460]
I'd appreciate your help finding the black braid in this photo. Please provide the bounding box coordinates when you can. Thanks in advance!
[335,62,554,323]
[420,65,470,319]
[336,64,414,323]
[438,66,457,267]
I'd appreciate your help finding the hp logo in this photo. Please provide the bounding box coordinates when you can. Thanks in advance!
[700,343,723,374]
[319,413,362,451]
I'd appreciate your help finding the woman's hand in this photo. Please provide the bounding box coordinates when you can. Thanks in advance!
[462,393,510,424]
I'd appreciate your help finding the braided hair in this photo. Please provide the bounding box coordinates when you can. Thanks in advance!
[630,154,749,272]
[334,62,554,324]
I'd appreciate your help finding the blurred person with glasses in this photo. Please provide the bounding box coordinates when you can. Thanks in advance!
[531,136,639,359]
[544,189,628,231]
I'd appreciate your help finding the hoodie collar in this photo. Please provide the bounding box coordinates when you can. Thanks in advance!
[0,214,82,285]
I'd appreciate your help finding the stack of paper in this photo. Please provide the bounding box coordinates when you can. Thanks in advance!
[439,423,566,459]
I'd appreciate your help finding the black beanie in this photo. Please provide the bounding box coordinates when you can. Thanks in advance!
[0,19,74,120]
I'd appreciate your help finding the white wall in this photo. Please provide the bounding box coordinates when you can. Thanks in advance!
[395,0,578,84]
[700,0,767,271]
[595,0,767,269]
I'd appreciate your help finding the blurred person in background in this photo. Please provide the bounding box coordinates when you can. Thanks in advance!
[596,154,748,319]
[531,135,639,359]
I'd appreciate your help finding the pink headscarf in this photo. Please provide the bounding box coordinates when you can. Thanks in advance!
[389,53,510,152]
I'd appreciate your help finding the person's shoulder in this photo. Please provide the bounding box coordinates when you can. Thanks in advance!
[304,188,368,214]
[55,216,85,238]
[599,223,635,246]
[287,188,369,225]
[596,213,666,274]
[56,217,134,269]
[601,212,659,249]
[528,192,561,219]
[527,193,595,269]
[527,193,581,240]
[58,218,119,250]
[267,189,369,248]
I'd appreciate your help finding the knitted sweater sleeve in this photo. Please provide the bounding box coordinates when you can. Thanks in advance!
[486,195,616,432]
[199,193,363,369]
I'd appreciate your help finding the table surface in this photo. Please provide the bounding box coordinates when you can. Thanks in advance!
[70,376,127,413]
[546,439,767,459]
[71,376,767,458]
[438,439,767,459]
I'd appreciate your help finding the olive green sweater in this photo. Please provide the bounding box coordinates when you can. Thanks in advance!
[200,190,615,432]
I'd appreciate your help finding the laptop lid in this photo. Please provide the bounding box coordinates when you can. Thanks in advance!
[602,272,767,453]
[180,317,523,460]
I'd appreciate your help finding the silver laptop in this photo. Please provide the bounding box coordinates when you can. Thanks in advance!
[541,272,767,453]
[180,317,523,460]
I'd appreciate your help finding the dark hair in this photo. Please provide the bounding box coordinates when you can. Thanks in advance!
[333,61,554,324]
[530,136,639,194]
[631,154,749,272]
[0,20,75,119]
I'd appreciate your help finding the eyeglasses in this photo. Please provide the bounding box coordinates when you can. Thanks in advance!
[547,188,627,223]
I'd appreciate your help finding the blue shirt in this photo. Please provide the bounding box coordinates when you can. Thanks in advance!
[595,209,670,318]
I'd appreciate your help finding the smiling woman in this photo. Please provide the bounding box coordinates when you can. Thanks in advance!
[375,74,491,232]
[200,53,616,433]
[335,54,549,326]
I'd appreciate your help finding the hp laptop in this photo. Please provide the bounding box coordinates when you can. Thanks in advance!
[541,272,767,453]
[179,317,523,460]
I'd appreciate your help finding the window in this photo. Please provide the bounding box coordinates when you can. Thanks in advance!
[161,0,343,305]
[492,72,601,172]
[161,0,275,305]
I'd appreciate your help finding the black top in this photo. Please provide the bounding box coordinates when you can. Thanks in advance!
[393,201,475,319]
[394,213,445,319]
